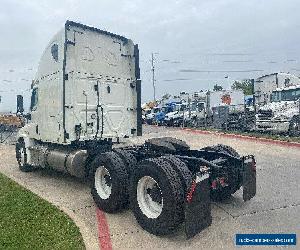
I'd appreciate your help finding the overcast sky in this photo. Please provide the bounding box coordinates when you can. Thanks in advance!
[1,0,300,111]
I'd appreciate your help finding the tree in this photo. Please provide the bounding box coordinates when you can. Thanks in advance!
[231,79,254,95]
[213,84,223,91]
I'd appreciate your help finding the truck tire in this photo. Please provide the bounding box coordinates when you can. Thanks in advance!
[146,137,190,153]
[160,155,193,195]
[289,115,300,137]
[113,148,137,175]
[129,158,184,236]
[145,138,176,153]
[16,138,34,172]
[91,151,129,213]
[161,137,190,151]
[202,144,240,158]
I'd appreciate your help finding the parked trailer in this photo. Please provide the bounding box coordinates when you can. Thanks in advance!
[208,90,245,115]
[188,90,247,129]
[16,21,256,238]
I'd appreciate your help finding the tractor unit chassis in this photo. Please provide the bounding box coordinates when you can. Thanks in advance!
[16,137,256,238]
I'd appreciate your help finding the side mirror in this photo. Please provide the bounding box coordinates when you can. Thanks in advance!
[25,113,31,120]
[16,95,24,114]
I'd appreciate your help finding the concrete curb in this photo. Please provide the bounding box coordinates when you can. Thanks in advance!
[58,206,99,250]
[180,127,300,148]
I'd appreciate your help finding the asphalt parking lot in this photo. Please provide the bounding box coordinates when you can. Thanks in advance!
[0,126,299,249]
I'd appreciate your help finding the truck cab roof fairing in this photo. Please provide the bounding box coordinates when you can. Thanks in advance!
[65,20,129,44]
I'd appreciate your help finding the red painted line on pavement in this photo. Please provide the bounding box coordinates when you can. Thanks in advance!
[180,127,300,148]
[96,208,112,250]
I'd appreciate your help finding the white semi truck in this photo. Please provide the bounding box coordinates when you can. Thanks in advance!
[256,85,300,136]
[16,21,256,238]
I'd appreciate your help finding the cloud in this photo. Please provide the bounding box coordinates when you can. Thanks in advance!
[0,0,299,108]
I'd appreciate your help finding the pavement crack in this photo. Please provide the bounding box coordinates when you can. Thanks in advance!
[110,229,141,238]
[233,203,300,218]
[72,204,95,213]
[213,203,235,218]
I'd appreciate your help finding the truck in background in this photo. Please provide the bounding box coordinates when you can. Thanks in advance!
[256,85,300,136]
[154,102,180,125]
[254,72,300,106]
[0,95,26,143]
[186,90,247,129]
[144,106,161,124]
[162,90,248,129]
[163,102,187,126]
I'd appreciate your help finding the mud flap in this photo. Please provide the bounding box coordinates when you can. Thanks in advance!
[184,173,212,239]
[242,156,256,201]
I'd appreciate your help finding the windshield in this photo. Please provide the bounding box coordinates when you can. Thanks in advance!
[190,102,205,112]
[161,107,170,113]
[153,108,160,113]
[271,88,300,102]
[190,103,197,111]
[198,103,205,112]
[174,104,186,112]
[174,105,181,112]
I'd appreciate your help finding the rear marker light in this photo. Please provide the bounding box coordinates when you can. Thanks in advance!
[187,180,197,203]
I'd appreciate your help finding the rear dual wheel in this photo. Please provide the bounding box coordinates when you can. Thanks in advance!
[91,149,137,213]
[92,151,191,236]
[130,157,191,236]
[91,151,130,213]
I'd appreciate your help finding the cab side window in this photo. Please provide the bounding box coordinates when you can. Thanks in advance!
[30,88,38,111]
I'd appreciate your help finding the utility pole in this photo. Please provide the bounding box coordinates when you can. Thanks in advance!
[151,53,156,102]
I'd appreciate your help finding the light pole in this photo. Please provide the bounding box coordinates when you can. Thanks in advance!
[151,53,156,102]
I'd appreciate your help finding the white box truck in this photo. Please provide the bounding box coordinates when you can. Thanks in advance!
[185,90,246,128]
